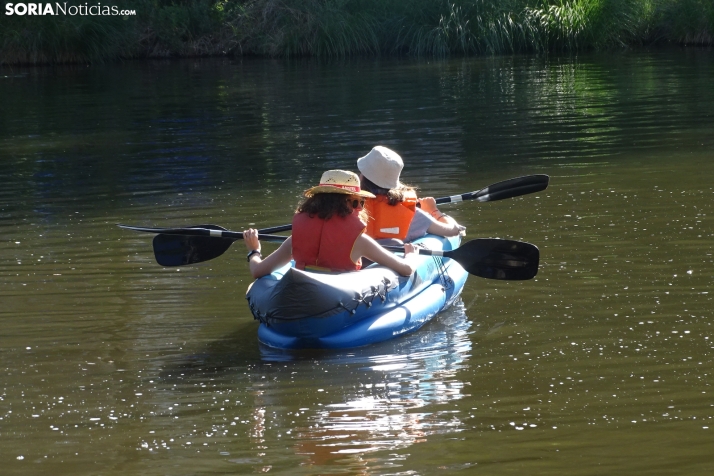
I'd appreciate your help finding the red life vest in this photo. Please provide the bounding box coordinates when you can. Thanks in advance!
[364,190,417,241]
[292,211,366,272]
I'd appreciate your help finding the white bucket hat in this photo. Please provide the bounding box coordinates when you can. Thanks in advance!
[356,146,404,190]
[304,169,376,198]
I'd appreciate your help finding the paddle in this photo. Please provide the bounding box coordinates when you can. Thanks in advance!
[241,174,550,232]
[118,224,290,267]
[385,238,539,281]
[119,174,547,270]
[251,175,550,230]
[431,174,549,205]
[120,224,539,280]
[120,174,547,239]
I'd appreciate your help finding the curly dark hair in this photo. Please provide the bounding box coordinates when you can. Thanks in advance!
[360,175,416,206]
[296,193,369,221]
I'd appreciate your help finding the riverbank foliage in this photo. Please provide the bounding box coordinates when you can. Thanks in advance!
[1,0,712,64]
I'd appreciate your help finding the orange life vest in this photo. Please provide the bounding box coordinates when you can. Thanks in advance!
[363,190,417,241]
[292,211,366,272]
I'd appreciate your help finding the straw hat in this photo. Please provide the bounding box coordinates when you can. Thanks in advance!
[356,146,404,190]
[304,170,376,198]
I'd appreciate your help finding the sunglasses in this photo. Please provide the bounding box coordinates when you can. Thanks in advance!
[349,198,366,209]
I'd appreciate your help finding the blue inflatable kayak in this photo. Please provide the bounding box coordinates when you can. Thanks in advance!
[246,234,468,349]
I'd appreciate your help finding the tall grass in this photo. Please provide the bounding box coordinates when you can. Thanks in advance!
[0,0,235,63]
[0,6,132,63]
[0,0,712,64]
[653,0,714,45]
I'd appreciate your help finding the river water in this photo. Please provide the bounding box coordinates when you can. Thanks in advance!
[1,50,713,474]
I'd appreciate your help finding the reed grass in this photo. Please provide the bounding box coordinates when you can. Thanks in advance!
[0,0,711,64]
[654,0,714,45]
[0,9,131,63]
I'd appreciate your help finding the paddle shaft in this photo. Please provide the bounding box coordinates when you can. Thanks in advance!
[124,224,506,258]
[118,224,288,243]
[256,223,293,234]
[383,244,446,256]
[258,174,550,230]
[119,174,547,238]
[126,225,484,257]
[433,174,549,205]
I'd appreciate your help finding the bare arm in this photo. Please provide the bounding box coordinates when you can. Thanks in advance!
[243,229,293,279]
[419,197,465,237]
[351,234,416,277]
[426,214,462,236]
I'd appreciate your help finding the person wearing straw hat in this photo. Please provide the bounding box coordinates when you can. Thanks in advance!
[242,170,416,279]
[357,146,464,243]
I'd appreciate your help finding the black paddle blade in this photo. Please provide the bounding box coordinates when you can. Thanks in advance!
[153,233,234,266]
[476,174,549,202]
[448,239,539,280]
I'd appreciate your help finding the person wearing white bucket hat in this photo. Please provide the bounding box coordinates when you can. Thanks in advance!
[357,146,464,243]
[242,170,417,278]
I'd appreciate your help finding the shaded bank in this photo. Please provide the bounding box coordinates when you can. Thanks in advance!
[1,0,713,64]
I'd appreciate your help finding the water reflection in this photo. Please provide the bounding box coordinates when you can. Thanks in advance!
[267,303,471,469]
[153,301,472,472]
[3,53,712,220]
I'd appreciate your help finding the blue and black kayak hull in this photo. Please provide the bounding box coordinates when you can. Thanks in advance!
[246,234,468,349]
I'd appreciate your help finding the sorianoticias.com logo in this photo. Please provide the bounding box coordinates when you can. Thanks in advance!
[4,3,136,16]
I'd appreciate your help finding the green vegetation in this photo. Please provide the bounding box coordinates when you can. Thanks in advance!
[1,0,712,64]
